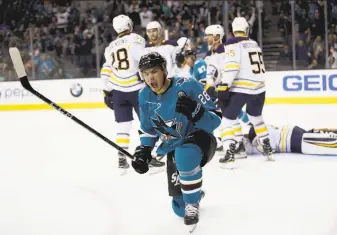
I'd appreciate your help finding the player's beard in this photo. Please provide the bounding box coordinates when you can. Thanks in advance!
[151,36,159,43]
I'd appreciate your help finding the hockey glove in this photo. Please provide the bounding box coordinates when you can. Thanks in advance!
[204,84,217,100]
[175,52,185,67]
[176,96,205,123]
[132,145,153,174]
[103,90,114,110]
[216,83,230,107]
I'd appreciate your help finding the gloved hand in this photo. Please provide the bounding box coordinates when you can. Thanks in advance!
[131,145,153,174]
[204,84,217,100]
[216,83,230,107]
[176,95,205,123]
[103,90,114,110]
[175,52,185,67]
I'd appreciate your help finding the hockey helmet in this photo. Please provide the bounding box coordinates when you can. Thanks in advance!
[183,49,196,57]
[138,52,167,72]
[177,37,192,51]
[205,24,225,40]
[112,15,133,34]
[232,17,249,34]
[146,21,163,34]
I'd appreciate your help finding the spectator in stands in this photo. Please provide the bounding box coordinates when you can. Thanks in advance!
[278,12,292,44]
[280,43,291,62]
[37,53,54,80]
[310,9,325,37]
[127,0,141,27]
[140,6,153,30]
[77,29,93,75]
[329,46,337,68]
[296,39,309,67]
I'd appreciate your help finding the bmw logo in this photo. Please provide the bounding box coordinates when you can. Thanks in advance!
[70,83,83,97]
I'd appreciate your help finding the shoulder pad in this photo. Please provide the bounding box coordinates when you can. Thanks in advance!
[214,44,225,53]
[145,42,154,47]
[204,44,225,56]
[195,59,206,66]
[225,37,249,46]
[132,34,145,45]
[162,40,178,46]
[204,50,212,58]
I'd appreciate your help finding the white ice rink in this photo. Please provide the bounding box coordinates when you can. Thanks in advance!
[1,105,337,235]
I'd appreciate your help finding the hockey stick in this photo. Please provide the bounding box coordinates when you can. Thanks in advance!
[9,47,134,160]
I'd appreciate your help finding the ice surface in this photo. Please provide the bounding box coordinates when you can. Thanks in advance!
[1,106,337,235]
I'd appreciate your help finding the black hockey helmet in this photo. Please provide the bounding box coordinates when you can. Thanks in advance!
[183,49,196,57]
[138,52,167,72]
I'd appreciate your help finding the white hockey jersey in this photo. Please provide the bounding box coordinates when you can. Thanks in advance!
[244,125,295,155]
[175,64,192,78]
[204,44,225,86]
[222,37,266,94]
[101,33,146,92]
[145,40,179,78]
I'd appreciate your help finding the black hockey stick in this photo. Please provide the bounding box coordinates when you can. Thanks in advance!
[9,47,134,160]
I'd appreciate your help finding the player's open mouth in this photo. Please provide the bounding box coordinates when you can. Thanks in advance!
[150,82,157,88]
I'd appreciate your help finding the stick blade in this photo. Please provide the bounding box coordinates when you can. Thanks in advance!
[9,47,26,78]
[9,47,32,91]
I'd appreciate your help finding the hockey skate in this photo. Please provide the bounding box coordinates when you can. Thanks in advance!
[118,152,129,175]
[219,143,236,169]
[262,138,275,161]
[148,157,165,175]
[215,137,224,152]
[234,141,247,159]
[184,190,205,233]
[184,203,200,233]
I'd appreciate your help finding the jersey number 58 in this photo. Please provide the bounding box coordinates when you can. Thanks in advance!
[111,48,130,70]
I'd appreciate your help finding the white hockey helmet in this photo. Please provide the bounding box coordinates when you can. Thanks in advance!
[232,17,249,34]
[146,21,162,31]
[177,37,192,51]
[205,24,224,41]
[112,14,133,34]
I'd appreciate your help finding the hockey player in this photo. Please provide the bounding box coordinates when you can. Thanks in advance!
[203,24,225,91]
[175,48,207,82]
[243,125,337,156]
[203,24,246,158]
[174,36,207,82]
[131,52,221,228]
[145,21,179,77]
[101,14,164,170]
[216,17,273,165]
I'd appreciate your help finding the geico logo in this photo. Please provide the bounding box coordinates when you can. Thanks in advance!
[283,74,337,91]
[0,88,32,99]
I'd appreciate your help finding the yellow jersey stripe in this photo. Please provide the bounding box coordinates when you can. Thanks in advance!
[280,126,289,152]
[116,138,130,144]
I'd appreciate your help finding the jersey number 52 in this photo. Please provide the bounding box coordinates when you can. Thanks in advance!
[248,52,265,74]
[111,48,130,70]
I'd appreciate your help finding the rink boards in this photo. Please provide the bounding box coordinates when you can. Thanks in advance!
[0,69,337,112]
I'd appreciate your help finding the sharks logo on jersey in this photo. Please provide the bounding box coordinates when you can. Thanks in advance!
[151,112,183,141]
[176,77,189,87]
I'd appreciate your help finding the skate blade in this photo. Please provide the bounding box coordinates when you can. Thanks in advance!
[185,223,197,233]
[235,153,248,159]
[119,168,128,176]
[220,161,236,170]
[265,154,275,162]
[148,167,165,175]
